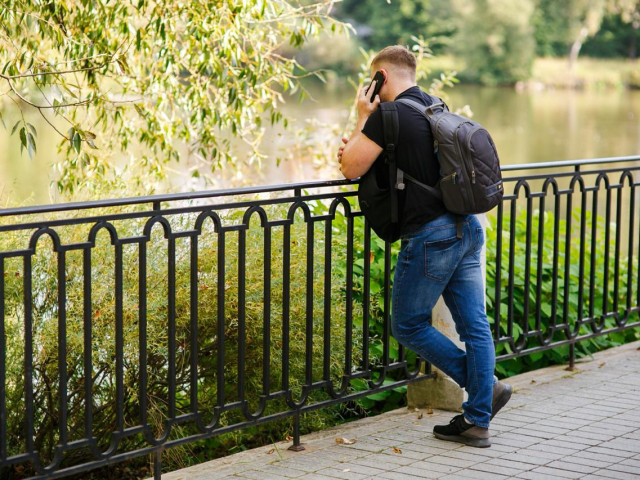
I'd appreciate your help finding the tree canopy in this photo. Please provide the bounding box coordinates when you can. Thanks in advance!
[0,0,348,194]
[1,0,639,197]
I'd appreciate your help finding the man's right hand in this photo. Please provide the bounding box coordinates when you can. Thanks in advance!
[357,81,380,124]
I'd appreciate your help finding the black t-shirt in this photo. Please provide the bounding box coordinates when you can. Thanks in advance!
[362,86,447,236]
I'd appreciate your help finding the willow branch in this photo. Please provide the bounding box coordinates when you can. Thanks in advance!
[34,81,72,140]
[4,77,92,109]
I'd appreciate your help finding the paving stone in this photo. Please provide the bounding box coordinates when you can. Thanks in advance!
[543,436,603,449]
[457,444,506,458]
[546,459,600,474]
[158,342,640,480]
[355,452,417,467]
[581,446,634,459]
[561,455,613,469]
[484,457,537,472]
[526,442,580,456]
[598,438,640,454]
[439,449,492,463]
[507,447,566,461]
[618,458,640,468]
[498,451,554,466]
[537,417,591,429]
[591,469,640,480]
[580,476,625,480]
[440,469,510,480]
[356,435,409,448]
[318,467,372,479]
[237,470,292,480]
[467,461,526,477]
[375,468,440,479]
[327,462,388,477]
[276,455,337,472]
[491,432,540,449]
[380,446,443,460]
[508,427,559,440]
[403,437,461,452]
[621,430,640,440]
[287,475,334,480]
[602,462,640,475]
[428,454,477,469]
[255,464,309,478]
[524,465,585,478]
[391,464,456,478]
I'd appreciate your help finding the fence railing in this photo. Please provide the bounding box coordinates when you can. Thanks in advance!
[0,156,638,478]
[493,156,640,367]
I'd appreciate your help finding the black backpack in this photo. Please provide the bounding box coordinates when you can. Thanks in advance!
[358,95,503,242]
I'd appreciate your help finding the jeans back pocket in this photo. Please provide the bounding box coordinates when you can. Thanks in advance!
[424,235,462,282]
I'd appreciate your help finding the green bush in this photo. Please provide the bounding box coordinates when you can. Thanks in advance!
[4,200,637,477]
[1,203,364,476]
[485,208,639,377]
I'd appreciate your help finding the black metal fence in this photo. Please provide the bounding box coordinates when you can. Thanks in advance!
[492,156,640,367]
[0,156,638,478]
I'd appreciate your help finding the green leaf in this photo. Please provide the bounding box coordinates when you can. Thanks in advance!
[19,127,26,153]
[26,123,37,138]
[26,132,37,159]
[364,391,391,401]
[11,120,21,136]
[72,131,82,153]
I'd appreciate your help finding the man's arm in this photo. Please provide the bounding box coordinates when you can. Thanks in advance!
[338,82,384,179]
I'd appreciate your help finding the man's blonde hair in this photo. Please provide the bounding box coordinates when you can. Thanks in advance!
[371,45,416,74]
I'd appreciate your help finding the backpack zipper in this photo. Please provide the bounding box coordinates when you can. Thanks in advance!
[466,126,483,185]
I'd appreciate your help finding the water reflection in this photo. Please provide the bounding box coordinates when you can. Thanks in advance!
[447,86,640,166]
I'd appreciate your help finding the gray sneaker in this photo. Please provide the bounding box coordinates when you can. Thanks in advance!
[491,378,512,419]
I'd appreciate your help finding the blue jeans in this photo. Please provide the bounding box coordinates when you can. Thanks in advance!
[391,213,495,428]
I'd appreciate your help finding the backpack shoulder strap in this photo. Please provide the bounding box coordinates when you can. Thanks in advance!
[379,102,399,161]
[393,98,443,201]
[379,102,402,223]
[396,96,449,117]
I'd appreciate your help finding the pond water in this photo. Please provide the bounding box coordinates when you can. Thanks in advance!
[1,85,639,206]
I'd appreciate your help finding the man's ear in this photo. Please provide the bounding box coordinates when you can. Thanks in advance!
[380,68,388,83]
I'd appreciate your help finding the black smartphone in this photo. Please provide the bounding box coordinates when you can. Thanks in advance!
[365,71,385,102]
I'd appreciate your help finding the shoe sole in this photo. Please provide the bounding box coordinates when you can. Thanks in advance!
[434,432,491,448]
[491,383,513,420]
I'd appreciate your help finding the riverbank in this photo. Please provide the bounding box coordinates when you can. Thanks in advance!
[428,55,640,90]
[528,56,640,90]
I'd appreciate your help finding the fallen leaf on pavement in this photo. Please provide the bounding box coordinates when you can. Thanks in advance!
[392,447,402,454]
[335,437,356,445]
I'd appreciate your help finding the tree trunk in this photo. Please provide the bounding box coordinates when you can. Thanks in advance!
[568,26,589,72]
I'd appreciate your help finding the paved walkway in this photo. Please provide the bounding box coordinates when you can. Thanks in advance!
[162,341,640,479]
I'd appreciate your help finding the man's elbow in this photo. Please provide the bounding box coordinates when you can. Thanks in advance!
[340,164,360,180]
[340,152,365,179]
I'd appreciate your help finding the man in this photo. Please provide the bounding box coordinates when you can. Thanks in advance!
[338,45,512,448]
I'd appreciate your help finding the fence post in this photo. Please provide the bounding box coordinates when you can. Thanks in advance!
[407,214,487,412]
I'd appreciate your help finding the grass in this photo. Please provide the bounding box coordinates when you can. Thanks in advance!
[426,54,640,89]
[530,56,640,89]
